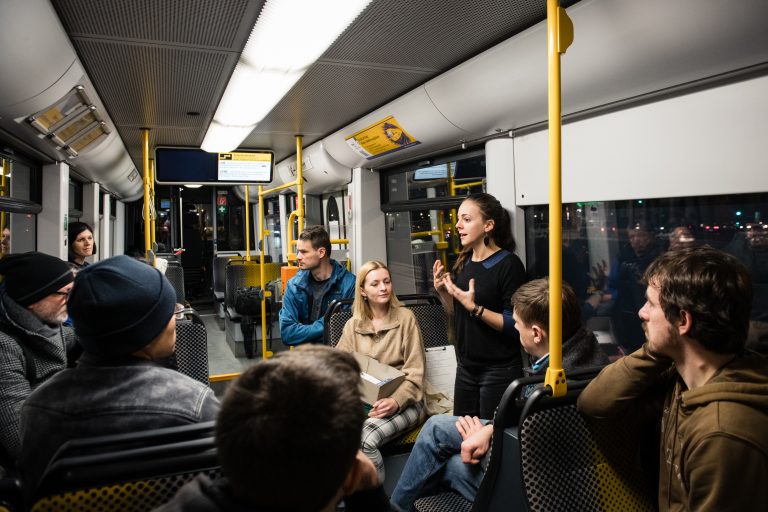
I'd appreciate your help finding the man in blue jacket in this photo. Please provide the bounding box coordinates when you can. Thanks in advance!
[279,226,355,345]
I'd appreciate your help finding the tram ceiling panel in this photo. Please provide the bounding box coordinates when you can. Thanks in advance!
[51,0,265,169]
[48,0,576,168]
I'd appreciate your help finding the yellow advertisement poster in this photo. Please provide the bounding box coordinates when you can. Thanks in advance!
[345,116,420,160]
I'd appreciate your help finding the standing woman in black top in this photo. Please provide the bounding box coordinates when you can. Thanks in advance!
[433,193,526,418]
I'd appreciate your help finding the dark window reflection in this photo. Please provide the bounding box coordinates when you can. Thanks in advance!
[525,193,768,353]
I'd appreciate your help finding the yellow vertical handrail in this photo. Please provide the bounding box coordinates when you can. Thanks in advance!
[447,162,459,254]
[286,210,298,265]
[544,0,573,398]
[149,158,156,250]
[296,135,305,235]
[257,184,273,360]
[247,134,306,357]
[244,185,251,262]
[141,128,152,263]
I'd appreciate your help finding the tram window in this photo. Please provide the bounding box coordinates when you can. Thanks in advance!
[524,192,768,350]
[327,195,339,223]
[382,150,486,206]
[215,195,256,252]
[264,197,281,262]
[381,149,486,294]
[69,179,83,213]
[155,194,173,254]
[385,208,458,296]
[0,155,40,253]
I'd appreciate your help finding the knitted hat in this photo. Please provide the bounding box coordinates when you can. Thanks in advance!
[0,252,74,306]
[68,255,176,356]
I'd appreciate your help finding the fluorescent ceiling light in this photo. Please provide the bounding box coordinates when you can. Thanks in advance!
[213,65,302,127]
[201,122,257,153]
[201,0,372,153]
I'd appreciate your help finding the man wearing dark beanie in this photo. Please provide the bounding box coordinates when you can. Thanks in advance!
[18,255,220,492]
[0,252,77,472]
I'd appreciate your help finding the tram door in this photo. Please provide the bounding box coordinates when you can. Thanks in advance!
[178,186,214,300]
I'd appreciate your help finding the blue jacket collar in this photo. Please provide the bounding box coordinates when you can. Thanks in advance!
[293,259,348,292]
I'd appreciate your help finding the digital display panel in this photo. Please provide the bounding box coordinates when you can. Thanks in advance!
[412,164,454,181]
[154,146,274,185]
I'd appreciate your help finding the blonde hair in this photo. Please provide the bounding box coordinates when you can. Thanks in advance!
[352,260,401,320]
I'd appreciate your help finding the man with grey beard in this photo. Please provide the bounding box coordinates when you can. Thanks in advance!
[0,252,76,473]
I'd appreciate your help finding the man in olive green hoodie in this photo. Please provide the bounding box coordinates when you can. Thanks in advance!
[578,246,768,511]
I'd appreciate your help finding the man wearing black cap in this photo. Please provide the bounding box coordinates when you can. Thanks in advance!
[0,252,76,471]
[18,255,220,492]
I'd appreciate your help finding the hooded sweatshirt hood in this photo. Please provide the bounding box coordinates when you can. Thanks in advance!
[681,352,768,411]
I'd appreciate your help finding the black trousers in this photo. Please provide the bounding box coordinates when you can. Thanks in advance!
[453,362,522,419]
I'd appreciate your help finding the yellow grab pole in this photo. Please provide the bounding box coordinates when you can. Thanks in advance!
[149,159,156,250]
[447,162,459,254]
[544,0,573,398]
[244,185,251,262]
[296,135,305,234]
[452,180,485,191]
[286,210,298,265]
[141,129,152,263]
[258,184,272,359]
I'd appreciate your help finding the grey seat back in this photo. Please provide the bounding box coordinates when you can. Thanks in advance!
[324,294,448,349]
[33,423,219,511]
[410,303,449,348]
[174,317,209,386]
[165,265,185,303]
[518,389,655,512]
[213,256,238,297]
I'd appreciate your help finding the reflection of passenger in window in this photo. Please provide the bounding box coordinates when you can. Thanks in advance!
[605,219,661,353]
[725,225,768,352]
[668,225,696,251]
[0,227,10,256]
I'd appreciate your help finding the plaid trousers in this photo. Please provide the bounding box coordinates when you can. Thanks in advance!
[361,400,426,482]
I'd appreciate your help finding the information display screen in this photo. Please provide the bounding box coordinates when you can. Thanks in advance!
[412,164,453,181]
[154,146,274,185]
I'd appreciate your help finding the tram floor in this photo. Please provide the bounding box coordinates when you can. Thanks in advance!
[194,300,291,385]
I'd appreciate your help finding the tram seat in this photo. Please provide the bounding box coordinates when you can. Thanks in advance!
[414,367,656,512]
[30,422,219,511]
[213,254,243,319]
[224,261,281,357]
[323,294,449,349]
[165,264,186,304]
[324,294,450,453]
[168,312,210,386]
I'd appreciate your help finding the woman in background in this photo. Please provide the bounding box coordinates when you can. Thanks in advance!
[68,222,96,269]
[337,260,425,482]
[433,193,526,419]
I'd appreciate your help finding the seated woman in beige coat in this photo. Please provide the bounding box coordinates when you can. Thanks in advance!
[337,260,426,482]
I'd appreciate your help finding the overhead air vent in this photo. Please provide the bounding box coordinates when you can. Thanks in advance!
[26,85,110,157]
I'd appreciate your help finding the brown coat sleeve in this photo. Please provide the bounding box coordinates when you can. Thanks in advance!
[390,309,425,409]
[577,344,673,422]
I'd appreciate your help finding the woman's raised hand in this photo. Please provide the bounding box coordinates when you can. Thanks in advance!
[444,275,476,312]
[433,259,448,292]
